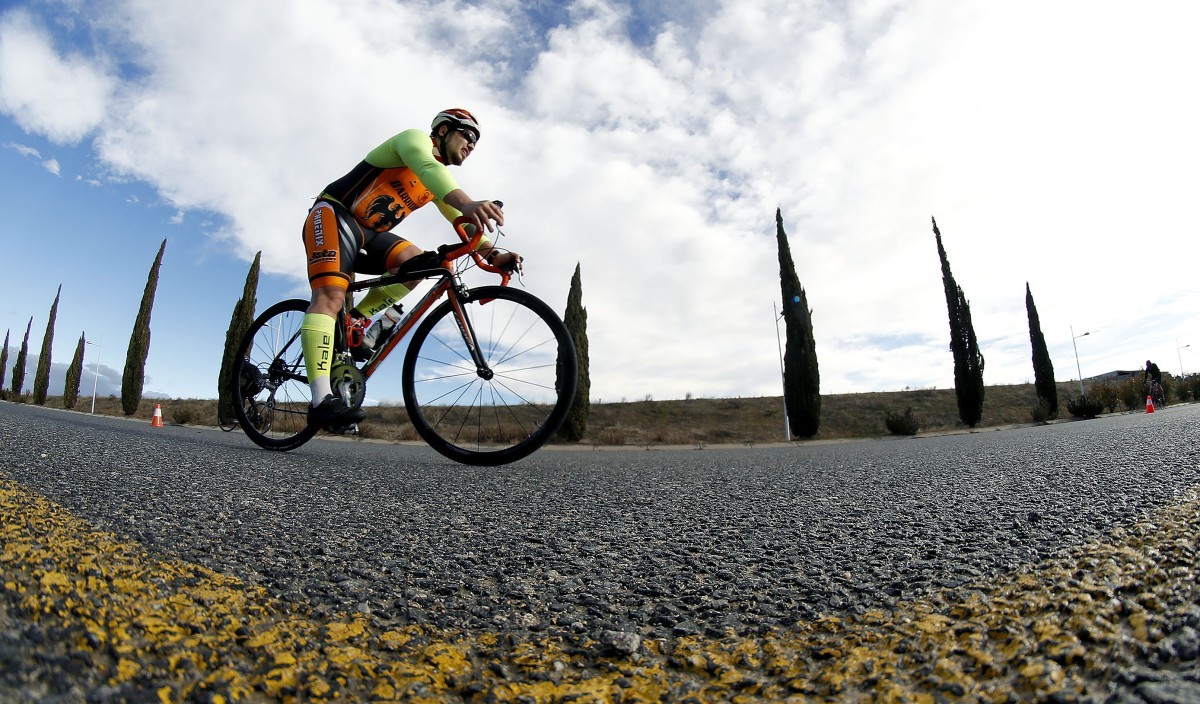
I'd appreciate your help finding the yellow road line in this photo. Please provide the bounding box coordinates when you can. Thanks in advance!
[3,476,1197,702]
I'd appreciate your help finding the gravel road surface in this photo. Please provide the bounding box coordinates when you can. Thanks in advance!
[2,400,1198,702]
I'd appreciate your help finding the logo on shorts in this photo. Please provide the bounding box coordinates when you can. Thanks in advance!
[308,250,336,265]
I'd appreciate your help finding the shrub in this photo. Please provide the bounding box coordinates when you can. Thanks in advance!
[1176,377,1194,402]
[1090,383,1119,413]
[884,407,920,436]
[1067,395,1104,418]
[171,407,195,425]
[1115,377,1144,411]
[1183,376,1200,402]
[1030,398,1050,424]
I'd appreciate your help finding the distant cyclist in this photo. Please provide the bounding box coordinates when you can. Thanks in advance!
[1144,360,1163,386]
[1144,360,1165,405]
[299,108,522,427]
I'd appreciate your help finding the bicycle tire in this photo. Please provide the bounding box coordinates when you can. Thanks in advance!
[233,298,320,451]
[402,285,577,466]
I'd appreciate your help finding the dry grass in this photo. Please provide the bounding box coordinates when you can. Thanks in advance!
[573,382,1084,447]
[13,381,1115,446]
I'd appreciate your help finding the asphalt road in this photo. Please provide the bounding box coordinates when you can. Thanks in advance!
[2,400,1199,702]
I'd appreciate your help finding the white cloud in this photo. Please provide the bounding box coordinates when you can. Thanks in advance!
[6,140,60,174]
[0,8,114,143]
[4,0,1200,402]
[6,140,39,158]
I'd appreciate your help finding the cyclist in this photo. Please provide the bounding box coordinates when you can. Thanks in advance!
[1144,360,1164,404]
[300,108,522,427]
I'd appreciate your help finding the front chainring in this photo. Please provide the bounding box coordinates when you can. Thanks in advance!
[330,360,367,409]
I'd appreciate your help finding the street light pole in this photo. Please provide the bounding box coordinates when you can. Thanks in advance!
[773,303,791,443]
[1178,341,1190,378]
[1071,325,1090,396]
[85,335,102,414]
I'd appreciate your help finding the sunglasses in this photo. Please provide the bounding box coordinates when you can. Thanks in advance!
[456,128,478,146]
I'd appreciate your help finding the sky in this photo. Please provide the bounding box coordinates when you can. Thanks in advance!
[1,0,1198,406]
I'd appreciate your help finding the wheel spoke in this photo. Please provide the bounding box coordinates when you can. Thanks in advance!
[233,300,318,450]
[404,286,576,465]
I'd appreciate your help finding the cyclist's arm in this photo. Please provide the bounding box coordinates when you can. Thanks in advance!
[369,129,502,247]
[436,195,519,270]
[437,191,503,244]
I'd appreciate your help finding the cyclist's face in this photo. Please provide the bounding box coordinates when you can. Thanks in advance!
[443,127,476,166]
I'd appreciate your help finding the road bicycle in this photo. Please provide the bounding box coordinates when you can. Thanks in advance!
[232,216,577,466]
[1147,379,1167,408]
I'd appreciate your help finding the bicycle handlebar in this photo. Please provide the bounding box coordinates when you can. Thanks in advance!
[444,206,512,286]
[385,201,514,286]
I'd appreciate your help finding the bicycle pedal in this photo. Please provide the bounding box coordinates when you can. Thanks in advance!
[326,423,360,436]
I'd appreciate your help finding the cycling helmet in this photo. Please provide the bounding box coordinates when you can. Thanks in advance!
[431,108,481,141]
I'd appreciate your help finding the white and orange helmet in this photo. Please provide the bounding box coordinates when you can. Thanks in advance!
[431,108,481,141]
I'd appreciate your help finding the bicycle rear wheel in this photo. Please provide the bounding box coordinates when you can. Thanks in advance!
[403,286,577,466]
[233,299,319,451]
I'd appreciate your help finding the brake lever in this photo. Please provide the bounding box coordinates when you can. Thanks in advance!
[509,256,525,286]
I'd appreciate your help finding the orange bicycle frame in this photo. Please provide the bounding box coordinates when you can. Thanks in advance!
[354,216,511,379]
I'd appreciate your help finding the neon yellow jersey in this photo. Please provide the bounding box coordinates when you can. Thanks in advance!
[320,129,465,232]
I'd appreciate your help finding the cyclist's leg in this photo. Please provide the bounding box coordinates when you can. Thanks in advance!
[354,233,422,316]
[301,201,357,412]
[302,287,341,404]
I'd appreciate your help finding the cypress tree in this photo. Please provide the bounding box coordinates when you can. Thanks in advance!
[0,329,9,393]
[776,209,821,438]
[122,239,167,415]
[33,284,62,405]
[12,318,32,397]
[557,263,591,441]
[64,332,86,409]
[932,217,985,427]
[1025,283,1058,418]
[218,252,261,425]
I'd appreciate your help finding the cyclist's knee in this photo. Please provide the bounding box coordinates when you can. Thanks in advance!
[386,244,424,274]
[309,286,345,316]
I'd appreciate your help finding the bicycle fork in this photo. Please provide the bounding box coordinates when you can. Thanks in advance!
[448,290,494,380]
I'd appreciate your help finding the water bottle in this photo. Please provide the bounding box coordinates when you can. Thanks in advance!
[365,304,404,350]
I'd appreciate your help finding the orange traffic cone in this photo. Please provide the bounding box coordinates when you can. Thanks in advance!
[151,403,164,427]
[1145,395,1155,414]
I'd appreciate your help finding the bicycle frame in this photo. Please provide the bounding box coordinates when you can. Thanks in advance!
[348,218,510,381]
[351,268,459,377]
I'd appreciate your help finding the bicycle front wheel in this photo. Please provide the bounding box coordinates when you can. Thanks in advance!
[233,298,319,451]
[403,286,577,466]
